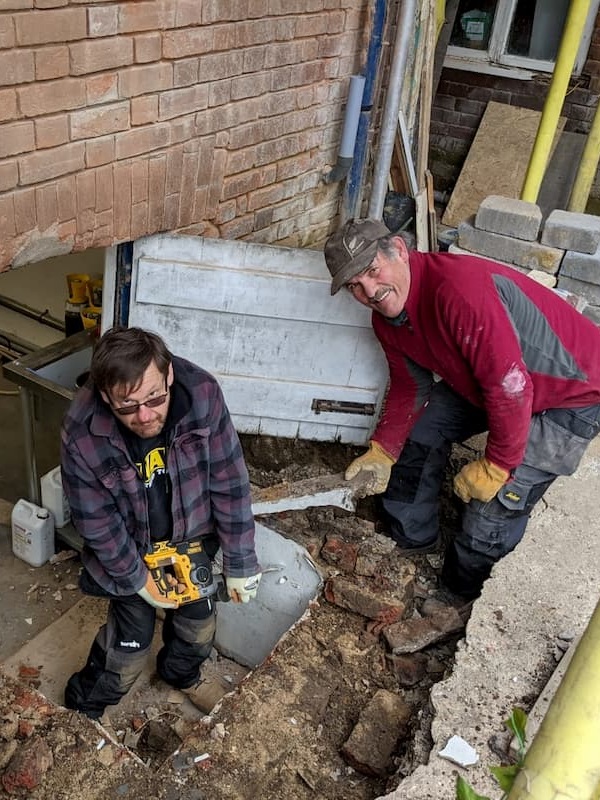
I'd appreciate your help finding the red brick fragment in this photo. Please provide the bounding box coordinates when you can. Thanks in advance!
[320,536,358,572]
[18,665,40,679]
[1,737,53,793]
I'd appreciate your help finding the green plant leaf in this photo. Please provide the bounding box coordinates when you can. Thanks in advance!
[456,774,491,800]
[490,764,520,792]
[504,708,528,755]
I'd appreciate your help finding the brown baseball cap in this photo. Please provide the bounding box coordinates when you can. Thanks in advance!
[324,218,391,295]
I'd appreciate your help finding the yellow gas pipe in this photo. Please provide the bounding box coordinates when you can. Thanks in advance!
[520,0,592,203]
[507,596,600,799]
[568,97,600,212]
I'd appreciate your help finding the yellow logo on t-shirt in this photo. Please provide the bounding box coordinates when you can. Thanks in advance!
[135,447,166,488]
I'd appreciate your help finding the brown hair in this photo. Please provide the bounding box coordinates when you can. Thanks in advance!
[90,326,172,394]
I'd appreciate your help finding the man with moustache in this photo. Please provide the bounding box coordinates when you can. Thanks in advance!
[324,218,600,600]
[61,326,261,719]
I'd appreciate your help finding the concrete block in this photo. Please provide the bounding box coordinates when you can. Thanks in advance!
[583,304,600,326]
[458,218,564,273]
[448,243,528,273]
[475,195,542,241]
[557,275,600,305]
[446,247,556,287]
[527,270,557,288]
[541,209,600,254]
[560,244,600,285]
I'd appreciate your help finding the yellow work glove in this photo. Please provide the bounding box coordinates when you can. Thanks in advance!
[453,457,510,503]
[137,570,179,610]
[226,572,262,603]
[345,441,396,495]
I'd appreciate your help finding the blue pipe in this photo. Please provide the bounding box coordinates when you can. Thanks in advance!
[343,0,388,221]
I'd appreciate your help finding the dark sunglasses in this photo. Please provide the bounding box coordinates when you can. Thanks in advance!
[111,380,169,416]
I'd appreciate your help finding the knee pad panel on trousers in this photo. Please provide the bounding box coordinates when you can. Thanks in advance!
[381,498,439,545]
[171,600,216,646]
[104,644,151,692]
[64,638,150,718]
[157,602,216,689]
[385,440,437,503]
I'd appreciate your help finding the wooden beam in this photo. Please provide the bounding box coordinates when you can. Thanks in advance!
[432,0,461,98]
[416,0,437,189]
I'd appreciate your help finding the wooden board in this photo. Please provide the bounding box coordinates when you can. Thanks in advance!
[442,102,566,227]
[128,234,389,445]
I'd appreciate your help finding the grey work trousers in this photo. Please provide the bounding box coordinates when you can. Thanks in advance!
[64,575,216,720]
[381,381,600,598]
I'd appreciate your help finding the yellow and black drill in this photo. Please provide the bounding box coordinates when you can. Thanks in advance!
[144,539,228,605]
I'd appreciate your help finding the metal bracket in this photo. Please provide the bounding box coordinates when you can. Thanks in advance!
[311,398,375,416]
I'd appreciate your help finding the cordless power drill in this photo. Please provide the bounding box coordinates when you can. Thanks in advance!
[143,539,229,606]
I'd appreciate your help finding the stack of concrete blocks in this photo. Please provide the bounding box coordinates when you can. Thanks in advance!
[449,196,600,324]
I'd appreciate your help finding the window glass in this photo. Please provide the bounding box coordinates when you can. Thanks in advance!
[450,1,498,50]
[446,0,597,74]
[507,0,570,59]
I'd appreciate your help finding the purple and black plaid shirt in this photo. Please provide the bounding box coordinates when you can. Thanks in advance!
[61,356,258,596]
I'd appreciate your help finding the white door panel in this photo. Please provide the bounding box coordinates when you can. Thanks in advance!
[129,234,389,444]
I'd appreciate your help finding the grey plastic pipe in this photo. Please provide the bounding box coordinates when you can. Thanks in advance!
[325,74,366,183]
[368,0,418,220]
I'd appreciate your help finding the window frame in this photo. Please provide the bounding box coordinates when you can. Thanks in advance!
[444,0,600,79]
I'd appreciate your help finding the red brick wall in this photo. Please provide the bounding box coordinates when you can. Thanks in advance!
[430,10,600,197]
[0,0,367,269]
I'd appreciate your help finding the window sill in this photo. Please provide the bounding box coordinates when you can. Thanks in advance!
[443,54,536,81]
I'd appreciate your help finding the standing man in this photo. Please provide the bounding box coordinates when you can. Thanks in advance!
[61,326,261,719]
[324,218,600,599]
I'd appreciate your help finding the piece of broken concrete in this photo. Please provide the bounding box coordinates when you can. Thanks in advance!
[383,605,465,654]
[341,689,412,776]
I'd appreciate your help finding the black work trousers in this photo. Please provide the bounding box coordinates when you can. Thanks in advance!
[65,580,216,720]
[380,381,600,599]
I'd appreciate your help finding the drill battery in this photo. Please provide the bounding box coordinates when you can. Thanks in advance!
[144,539,226,606]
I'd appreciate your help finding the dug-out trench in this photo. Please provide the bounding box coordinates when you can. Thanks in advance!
[4,433,479,800]
[125,434,474,798]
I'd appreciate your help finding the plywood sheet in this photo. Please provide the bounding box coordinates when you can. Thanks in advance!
[442,102,566,227]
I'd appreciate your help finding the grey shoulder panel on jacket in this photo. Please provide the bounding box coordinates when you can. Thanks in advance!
[492,274,586,381]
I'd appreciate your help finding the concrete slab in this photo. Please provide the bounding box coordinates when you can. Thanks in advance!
[214,522,322,667]
[2,594,106,705]
[380,436,600,800]
[251,471,359,515]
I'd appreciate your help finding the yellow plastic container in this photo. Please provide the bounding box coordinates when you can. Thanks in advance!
[66,273,90,303]
[80,305,102,330]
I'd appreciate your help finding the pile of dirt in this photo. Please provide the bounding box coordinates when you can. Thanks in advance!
[0,435,478,799]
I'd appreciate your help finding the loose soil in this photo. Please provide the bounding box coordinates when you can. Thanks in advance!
[0,435,481,800]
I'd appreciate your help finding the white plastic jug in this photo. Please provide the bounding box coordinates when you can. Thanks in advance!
[11,499,55,567]
[40,466,71,528]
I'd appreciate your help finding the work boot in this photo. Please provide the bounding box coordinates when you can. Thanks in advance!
[433,580,476,615]
[374,516,441,555]
[394,538,440,556]
[182,675,232,714]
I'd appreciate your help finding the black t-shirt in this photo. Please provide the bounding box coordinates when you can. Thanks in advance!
[120,396,179,542]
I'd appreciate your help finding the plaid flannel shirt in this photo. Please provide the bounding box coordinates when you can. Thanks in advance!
[61,356,258,596]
